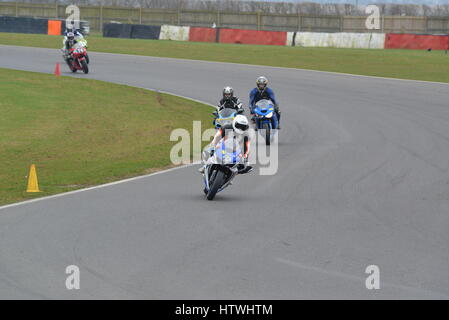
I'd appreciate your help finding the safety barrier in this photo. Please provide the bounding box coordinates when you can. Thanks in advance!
[0,16,48,34]
[102,23,132,38]
[189,27,218,43]
[4,16,448,51]
[384,33,449,50]
[130,25,161,40]
[219,29,287,46]
[159,25,190,41]
[103,23,161,40]
[103,23,161,39]
[287,32,386,49]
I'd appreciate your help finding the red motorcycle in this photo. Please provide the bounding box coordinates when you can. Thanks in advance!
[66,44,89,74]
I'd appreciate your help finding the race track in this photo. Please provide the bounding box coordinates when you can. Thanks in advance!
[0,45,448,299]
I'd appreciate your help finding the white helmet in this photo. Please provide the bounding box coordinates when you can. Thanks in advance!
[232,114,249,135]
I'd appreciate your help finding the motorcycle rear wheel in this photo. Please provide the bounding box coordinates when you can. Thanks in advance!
[207,170,225,200]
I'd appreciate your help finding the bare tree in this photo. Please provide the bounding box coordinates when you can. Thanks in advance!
[5,0,449,16]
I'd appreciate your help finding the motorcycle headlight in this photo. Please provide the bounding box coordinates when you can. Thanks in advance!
[265,112,273,118]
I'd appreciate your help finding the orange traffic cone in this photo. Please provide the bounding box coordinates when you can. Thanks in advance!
[54,63,61,76]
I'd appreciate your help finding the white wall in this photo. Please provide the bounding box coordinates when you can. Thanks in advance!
[287,32,385,49]
[159,25,190,41]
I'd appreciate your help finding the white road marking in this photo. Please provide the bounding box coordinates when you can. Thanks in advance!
[0,162,200,211]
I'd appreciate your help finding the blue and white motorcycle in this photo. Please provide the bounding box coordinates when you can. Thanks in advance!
[253,99,278,145]
[201,138,245,200]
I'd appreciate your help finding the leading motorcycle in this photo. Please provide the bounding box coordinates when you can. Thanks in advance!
[201,138,245,200]
[64,42,89,74]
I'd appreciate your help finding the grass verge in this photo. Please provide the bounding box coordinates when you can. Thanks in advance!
[0,67,212,206]
[1,32,449,83]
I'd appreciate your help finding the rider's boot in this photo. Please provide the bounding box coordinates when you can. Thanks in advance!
[238,165,253,174]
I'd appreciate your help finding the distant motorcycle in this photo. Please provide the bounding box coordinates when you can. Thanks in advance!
[201,138,245,200]
[253,99,278,145]
[65,42,89,74]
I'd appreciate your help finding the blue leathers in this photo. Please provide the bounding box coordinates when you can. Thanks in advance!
[249,87,277,110]
[249,87,280,127]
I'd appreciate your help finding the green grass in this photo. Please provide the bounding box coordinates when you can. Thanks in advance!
[0,67,212,206]
[1,32,449,83]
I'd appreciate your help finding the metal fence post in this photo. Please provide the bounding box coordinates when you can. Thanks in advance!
[100,5,103,33]
[55,3,58,18]
[257,11,261,30]
[425,16,428,34]
[15,1,18,17]
[381,15,385,33]
[139,7,142,24]
[177,10,181,26]
[217,10,220,28]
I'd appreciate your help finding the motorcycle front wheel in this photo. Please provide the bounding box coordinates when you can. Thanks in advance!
[81,60,89,74]
[207,170,225,201]
[263,122,271,146]
[66,59,76,72]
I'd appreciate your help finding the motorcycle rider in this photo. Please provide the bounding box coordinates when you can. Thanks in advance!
[63,27,84,39]
[200,114,253,175]
[61,31,77,66]
[218,86,244,112]
[249,76,281,129]
[62,29,89,65]
[213,86,244,126]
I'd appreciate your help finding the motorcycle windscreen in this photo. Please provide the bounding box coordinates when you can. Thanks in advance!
[73,42,86,49]
[215,139,243,164]
[216,108,236,127]
[255,99,274,116]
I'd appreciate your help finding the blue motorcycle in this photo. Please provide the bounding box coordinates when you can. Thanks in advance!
[201,139,244,200]
[253,99,278,145]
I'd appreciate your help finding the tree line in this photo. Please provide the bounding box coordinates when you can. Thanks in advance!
[5,0,449,16]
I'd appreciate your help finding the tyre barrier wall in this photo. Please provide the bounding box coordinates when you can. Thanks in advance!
[219,28,287,46]
[103,23,161,40]
[0,16,48,34]
[3,16,448,51]
[287,32,386,49]
[159,25,190,41]
[188,27,217,43]
[0,16,89,35]
[385,33,449,50]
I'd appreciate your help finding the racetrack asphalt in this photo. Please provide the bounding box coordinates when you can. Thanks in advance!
[0,45,448,299]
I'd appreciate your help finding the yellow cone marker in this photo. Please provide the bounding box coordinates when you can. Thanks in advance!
[27,164,41,193]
